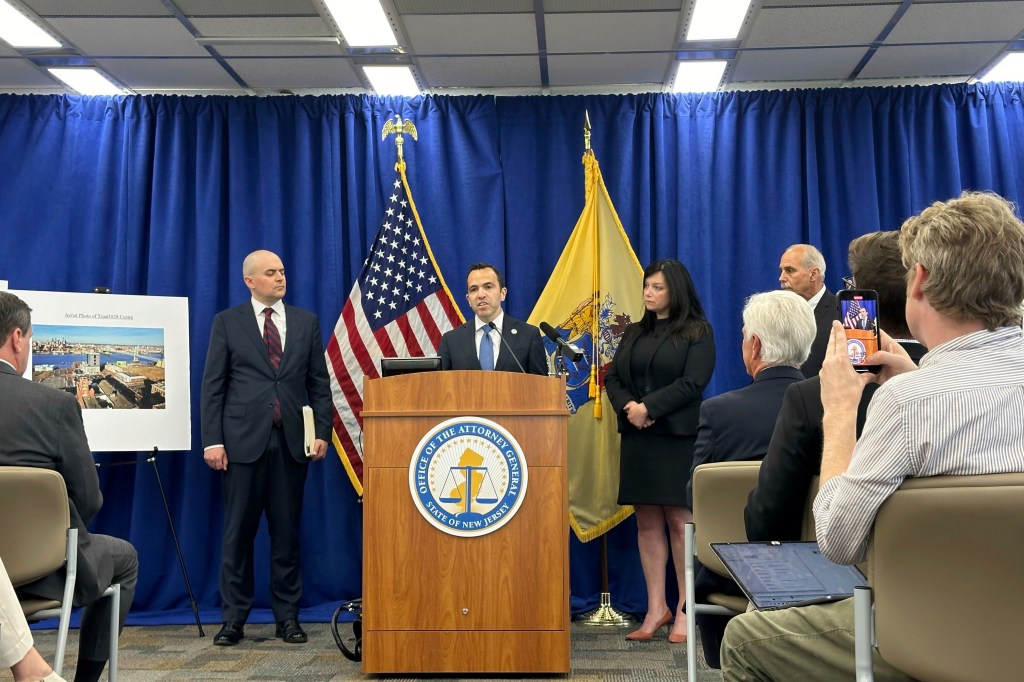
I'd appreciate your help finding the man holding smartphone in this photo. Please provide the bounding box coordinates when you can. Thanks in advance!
[724,192,1024,681]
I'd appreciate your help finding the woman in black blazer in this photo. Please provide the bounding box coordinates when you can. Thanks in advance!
[605,258,715,644]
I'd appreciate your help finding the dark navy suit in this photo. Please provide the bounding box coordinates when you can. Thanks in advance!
[200,301,332,623]
[438,314,548,375]
[800,289,838,378]
[687,364,805,668]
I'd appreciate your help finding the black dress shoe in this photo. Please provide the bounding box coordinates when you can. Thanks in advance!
[275,618,307,644]
[214,621,245,646]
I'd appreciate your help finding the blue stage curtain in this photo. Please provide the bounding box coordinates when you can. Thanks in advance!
[1,82,1022,621]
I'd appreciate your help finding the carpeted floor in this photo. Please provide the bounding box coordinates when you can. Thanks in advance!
[30,621,724,681]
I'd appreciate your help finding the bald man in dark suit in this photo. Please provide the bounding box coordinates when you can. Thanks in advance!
[201,250,332,647]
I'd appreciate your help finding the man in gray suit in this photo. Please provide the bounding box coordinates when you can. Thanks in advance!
[201,250,333,646]
[0,291,137,682]
[438,263,547,375]
[779,244,837,377]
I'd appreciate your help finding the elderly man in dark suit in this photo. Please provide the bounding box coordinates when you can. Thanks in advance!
[686,289,817,667]
[201,250,333,647]
[438,262,547,375]
[0,291,137,682]
[779,243,837,377]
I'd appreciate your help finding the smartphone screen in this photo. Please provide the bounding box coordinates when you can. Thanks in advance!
[837,289,880,372]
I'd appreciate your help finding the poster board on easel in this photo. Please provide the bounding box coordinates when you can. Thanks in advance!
[10,289,190,452]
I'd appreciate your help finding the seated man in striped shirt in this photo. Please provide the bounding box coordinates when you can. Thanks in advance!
[721,191,1024,682]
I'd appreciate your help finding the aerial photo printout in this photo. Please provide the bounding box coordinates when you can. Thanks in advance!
[32,324,166,410]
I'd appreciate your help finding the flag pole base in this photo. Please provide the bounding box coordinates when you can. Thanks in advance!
[576,592,636,626]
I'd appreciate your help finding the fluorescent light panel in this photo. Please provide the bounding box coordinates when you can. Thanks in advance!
[673,60,727,93]
[363,65,418,96]
[48,68,125,95]
[0,0,60,48]
[687,0,752,41]
[325,0,397,47]
[979,52,1024,83]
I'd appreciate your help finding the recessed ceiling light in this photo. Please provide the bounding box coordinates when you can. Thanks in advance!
[363,65,419,96]
[325,0,397,47]
[979,52,1024,83]
[48,68,126,95]
[687,0,752,41]
[672,61,728,93]
[0,0,61,48]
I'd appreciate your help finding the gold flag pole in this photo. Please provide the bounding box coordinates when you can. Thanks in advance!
[575,109,636,627]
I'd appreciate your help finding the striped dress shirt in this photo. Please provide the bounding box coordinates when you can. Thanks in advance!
[814,326,1024,565]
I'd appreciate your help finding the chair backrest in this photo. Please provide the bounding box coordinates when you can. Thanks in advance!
[0,466,72,586]
[868,473,1024,682]
[691,460,762,577]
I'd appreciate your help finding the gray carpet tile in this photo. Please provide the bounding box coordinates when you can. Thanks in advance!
[29,621,724,681]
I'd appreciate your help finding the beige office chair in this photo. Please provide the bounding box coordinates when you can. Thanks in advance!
[0,466,119,680]
[684,460,762,681]
[854,473,1024,682]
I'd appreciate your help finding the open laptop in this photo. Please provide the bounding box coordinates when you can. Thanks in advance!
[711,541,867,611]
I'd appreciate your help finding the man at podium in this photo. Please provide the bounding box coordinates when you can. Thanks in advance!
[439,263,547,375]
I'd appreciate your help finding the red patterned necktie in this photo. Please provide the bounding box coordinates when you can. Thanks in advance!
[263,308,282,426]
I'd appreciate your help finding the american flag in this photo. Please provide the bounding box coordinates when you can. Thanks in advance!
[325,164,463,495]
[843,298,863,328]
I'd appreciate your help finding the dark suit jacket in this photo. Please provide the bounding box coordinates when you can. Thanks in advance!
[686,365,805,508]
[799,288,838,378]
[438,315,548,375]
[201,302,333,463]
[0,362,111,605]
[604,324,716,436]
[745,340,927,541]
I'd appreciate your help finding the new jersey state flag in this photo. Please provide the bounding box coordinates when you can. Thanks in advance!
[528,149,643,541]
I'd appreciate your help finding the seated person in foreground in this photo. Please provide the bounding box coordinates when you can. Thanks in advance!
[1,554,65,682]
[0,291,138,682]
[745,229,926,543]
[721,192,1024,681]
[687,289,815,667]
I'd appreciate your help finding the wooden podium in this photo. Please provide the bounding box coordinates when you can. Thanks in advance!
[360,370,570,674]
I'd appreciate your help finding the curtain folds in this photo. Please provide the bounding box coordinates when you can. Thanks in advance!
[1,83,1022,619]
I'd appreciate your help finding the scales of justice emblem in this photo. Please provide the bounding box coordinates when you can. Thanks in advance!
[408,416,528,537]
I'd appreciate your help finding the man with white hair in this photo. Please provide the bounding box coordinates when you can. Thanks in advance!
[687,289,817,667]
[779,244,836,377]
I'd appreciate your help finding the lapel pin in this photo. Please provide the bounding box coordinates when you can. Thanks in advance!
[511,328,518,335]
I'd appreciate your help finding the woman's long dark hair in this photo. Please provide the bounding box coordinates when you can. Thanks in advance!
[628,258,711,344]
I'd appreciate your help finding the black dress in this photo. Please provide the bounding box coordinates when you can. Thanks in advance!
[609,319,714,507]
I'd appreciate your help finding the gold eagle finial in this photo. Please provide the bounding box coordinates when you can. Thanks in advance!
[381,115,418,163]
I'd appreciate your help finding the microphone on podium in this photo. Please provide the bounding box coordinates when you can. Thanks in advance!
[487,321,527,373]
[538,321,584,362]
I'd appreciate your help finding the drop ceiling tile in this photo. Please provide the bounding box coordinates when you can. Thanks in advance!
[760,0,897,6]
[96,57,241,89]
[418,55,539,87]
[225,57,362,89]
[404,14,537,55]
[545,12,680,54]
[395,0,533,13]
[884,2,1024,43]
[745,6,895,48]
[48,18,209,57]
[211,44,345,57]
[732,47,867,81]
[0,59,55,87]
[23,0,171,17]
[174,0,319,17]
[548,53,669,87]
[190,17,335,38]
[859,43,1005,78]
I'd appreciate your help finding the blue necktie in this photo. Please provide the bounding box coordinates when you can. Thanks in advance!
[479,326,494,371]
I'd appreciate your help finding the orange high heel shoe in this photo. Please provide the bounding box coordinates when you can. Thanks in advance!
[624,609,673,641]
[667,629,687,644]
